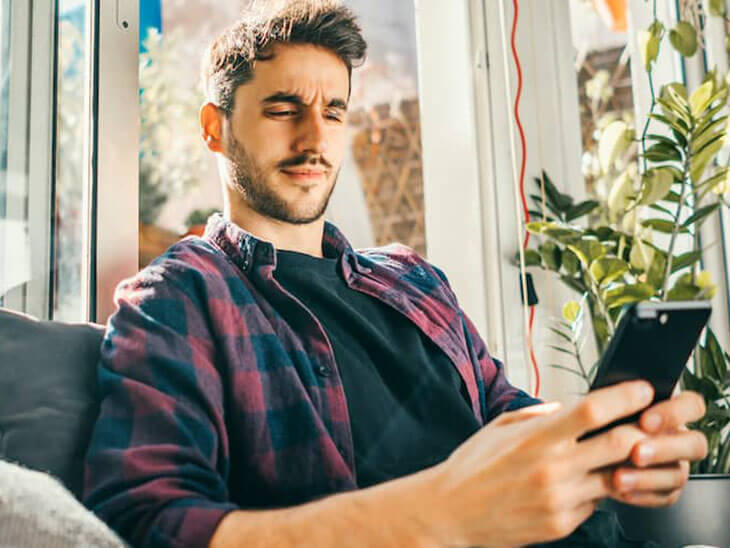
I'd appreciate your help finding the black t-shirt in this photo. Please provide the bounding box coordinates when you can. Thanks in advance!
[274,249,481,488]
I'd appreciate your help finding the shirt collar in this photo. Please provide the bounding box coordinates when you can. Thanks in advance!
[203,213,368,276]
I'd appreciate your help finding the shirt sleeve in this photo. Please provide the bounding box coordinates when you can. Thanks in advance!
[460,310,543,423]
[427,261,542,423]
[83,267,237,548]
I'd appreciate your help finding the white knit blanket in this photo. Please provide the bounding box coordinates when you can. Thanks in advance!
[0,459,125,548]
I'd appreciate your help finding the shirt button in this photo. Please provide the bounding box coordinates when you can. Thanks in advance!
[316,365,331,377]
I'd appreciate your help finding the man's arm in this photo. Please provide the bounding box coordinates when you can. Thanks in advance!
[83,266,237,547]
[210,381,704,548]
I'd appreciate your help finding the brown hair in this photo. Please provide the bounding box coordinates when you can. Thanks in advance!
[202,0,367,116]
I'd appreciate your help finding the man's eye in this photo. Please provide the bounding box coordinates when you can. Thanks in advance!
[326,112,344,122]
[268,111,296,117]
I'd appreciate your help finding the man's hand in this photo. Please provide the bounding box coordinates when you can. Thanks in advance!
[419,381,658,547]
[608,390,708,507]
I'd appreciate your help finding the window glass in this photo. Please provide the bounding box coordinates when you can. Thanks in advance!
[137,0,426,266]
[569,0,635,205]
[0,2,33,312]
[53,0,88,320]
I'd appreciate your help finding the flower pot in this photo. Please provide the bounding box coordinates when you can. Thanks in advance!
[601,474,730,547]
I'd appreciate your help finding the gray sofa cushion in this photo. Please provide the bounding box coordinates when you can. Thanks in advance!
[0,308,104,499]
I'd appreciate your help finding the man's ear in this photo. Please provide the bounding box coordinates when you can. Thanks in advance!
[200,102,225,153]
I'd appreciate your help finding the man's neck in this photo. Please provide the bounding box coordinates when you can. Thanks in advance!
[225,201,325,258]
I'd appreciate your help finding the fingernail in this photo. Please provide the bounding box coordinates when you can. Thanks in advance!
[619,473,637,490]
[639,382,654,402]
[643,413,662,432]
[638,444,655,463]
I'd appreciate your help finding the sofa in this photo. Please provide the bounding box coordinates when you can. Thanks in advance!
[0,307,124,547]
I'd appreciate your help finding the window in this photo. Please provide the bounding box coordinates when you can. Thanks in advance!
[0,1,59,320]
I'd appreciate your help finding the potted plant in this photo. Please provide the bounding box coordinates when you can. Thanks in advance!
[517,2,730,544]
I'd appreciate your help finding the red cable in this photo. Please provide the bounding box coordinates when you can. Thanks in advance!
[510,0,531,250]
[511,0,540,397]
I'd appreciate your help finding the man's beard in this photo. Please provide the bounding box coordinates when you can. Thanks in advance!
[226,134,337,225]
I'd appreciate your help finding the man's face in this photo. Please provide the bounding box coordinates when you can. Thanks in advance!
[222,43,350,224]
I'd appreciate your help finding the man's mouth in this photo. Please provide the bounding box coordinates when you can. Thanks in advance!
[280,168,326,181]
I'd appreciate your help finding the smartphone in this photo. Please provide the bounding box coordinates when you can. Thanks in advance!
[581,300,711,439]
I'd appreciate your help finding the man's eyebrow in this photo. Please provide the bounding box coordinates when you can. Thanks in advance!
[262,92,348,110]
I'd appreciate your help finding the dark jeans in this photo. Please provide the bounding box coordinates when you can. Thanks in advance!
[530,509,659,547]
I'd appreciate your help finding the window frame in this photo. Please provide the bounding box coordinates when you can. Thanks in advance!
[1,0,56,320]
[92,0,139,323]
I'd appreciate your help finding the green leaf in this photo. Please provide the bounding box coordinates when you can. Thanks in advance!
[667,282,703,300]
[603,283,656,309]
[706,328,728,380]
[657,96,692,126]
[539,171,574,212]
[647,251,667,289]
[696,167,730,193]
[562,249,581,276]
[548,326,573,344]
[539,241,561,271]
[529,194,563,218]
[542,227,584,244]
[567,239,606,267]
[694,102,727,132]
[641,218,689,233]
[692,115,727,147]
[517,248,542,267]
[646,133,681,149]
[548,344,577,357]
[562,301,581,323]
[648,203,674,216]
[690,137,723,183]
[648,113,690,137]
[565,200,599,221]
[671,249,703,272]
[681,367,723,401]
[664,190,682,203]
[681,202,721,228]
[690,80,715,119]
[526,221,551,234]
[638,21,664,71]
[589,257,629,286]
[709,0,726,17]
[669,21,698,57]
[643,141,682,163]
[664,82,691,112]
[638,168,676,205]
[598,121,633,172]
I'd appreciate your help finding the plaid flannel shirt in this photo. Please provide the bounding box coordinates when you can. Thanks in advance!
[83,214,539,548]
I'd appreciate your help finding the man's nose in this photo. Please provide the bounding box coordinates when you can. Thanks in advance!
[293,110,328,156]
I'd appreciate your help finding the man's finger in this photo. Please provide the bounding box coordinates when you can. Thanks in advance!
[493,402,562,426]
[573,424,648,471]
[549,381,654,441]
[613,487,683,508]
[630,430,708,467]
[612,462,688,494]
[639,390,706,434]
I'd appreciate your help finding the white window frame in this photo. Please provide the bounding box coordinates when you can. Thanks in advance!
[91,0,139,323]
[1,0,55,320]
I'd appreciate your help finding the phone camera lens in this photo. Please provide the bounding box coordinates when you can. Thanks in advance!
[659,313,668,325]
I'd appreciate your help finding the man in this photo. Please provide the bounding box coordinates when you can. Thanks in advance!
[83,2,708,547]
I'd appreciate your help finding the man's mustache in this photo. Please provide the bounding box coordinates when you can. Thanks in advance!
[277,154,332,170]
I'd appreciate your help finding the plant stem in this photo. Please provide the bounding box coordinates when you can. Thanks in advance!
[641,0,660,174]
[661,153,692,299]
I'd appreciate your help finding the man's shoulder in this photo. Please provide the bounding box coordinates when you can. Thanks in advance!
[116,236,235,301]
[356,243,450,284]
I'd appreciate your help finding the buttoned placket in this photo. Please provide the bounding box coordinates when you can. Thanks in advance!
[242,237,357,477]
